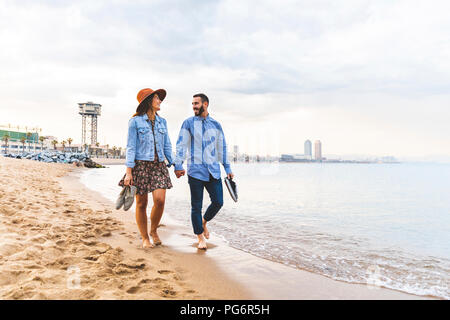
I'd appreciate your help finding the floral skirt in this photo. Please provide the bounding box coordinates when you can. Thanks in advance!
[118,160,173,195]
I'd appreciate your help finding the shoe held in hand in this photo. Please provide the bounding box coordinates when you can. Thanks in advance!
[123,185,137,211]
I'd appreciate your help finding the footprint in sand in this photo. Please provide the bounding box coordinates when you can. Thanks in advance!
[126,286,141,294]
[157,269,173,275]
[119,260,146,270]
[160,288,177,297]
[185,289,196,295]
[172,273,184,281]
[138,278,154,284]
[93,243,111,254]
[80,239,99,246]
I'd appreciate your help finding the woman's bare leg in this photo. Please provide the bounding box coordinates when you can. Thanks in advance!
[149,189,166,245]
[135,193,153,248]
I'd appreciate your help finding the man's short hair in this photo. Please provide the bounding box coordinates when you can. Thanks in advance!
[193,93,209,105]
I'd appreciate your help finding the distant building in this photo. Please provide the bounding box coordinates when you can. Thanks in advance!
[314,140,322,161]
[43,136,58,150]
[304,140,312,160]
[0,127,40,153]
[280,154,294,161]
[280,154,310,162]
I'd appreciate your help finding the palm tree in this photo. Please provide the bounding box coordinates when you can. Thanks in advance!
[112,146,117,159]
[52,140,58,150]
[26,132,32,152]
[67,138,73,152]
[106,144,109,158]
[20,136,26,153]
[2,133,10,154]
[61,140,66,152]
[39,136,45,152]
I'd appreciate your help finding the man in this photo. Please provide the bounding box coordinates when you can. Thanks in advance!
[174,93,234,250]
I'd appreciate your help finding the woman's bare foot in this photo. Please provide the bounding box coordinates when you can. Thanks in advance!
[197,234,207,250]
[142,238,154,249]
[150,230,162,246]
[202,219,210,239]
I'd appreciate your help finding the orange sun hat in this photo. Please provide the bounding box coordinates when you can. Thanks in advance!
[136,88,167,112]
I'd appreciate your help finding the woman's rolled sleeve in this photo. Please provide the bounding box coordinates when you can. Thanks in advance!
[125,118,137,168]
[163,119,174,166]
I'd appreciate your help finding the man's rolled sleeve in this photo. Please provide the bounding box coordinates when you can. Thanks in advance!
[223,163,232,175]
[218,123,232,175]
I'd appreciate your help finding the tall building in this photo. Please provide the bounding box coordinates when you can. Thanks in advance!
[314,140,322,161]
[304,140,312,159]
[233,145,239,162]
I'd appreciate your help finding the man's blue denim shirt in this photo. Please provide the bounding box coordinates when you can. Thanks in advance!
[174,114,232,181]
[125,113,174,168]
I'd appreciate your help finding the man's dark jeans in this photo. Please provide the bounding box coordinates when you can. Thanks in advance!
[188,174,224,235]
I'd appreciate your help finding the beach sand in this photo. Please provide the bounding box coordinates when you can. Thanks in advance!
[0,156,248,299]
[0,156,433,299]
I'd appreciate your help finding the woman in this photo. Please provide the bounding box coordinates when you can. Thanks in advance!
[119,88,174,249]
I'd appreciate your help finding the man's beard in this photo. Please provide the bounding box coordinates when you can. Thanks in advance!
[195,105,204,115]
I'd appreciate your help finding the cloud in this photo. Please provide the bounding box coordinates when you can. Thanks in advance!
[0,0,449,157]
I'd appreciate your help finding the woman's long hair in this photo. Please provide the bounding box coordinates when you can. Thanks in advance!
[132,92,159,117]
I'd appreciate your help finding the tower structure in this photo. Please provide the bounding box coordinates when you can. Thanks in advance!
[314,140,322,161]
[78,102,102,146]
[304,140,312,159]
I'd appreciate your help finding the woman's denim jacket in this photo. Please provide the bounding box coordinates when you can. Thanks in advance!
[125,113,173,168]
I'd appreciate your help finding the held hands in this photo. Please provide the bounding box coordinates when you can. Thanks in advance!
[175,170,186,178]
[173,170,233,179]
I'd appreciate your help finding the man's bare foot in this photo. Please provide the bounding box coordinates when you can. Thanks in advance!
[202,219,210,239]
[142,238,154,249]
[197,234,207,250]
[150,230,162,245]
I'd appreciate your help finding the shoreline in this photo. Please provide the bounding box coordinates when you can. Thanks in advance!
[78,164,436,300]
[0,156,437,299]
[91,158,126,166]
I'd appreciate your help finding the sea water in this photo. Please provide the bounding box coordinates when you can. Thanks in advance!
[80,162,450,299]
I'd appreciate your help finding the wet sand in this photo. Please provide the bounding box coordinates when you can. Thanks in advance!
[91,158,125,166]
[0,156,433,299]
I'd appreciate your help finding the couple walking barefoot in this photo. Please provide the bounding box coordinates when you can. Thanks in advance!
[119,88,233,250]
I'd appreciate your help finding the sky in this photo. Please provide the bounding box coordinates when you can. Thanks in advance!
[0,0,449,160]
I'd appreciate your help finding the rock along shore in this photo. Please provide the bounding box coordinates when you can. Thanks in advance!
[1,151,105,168]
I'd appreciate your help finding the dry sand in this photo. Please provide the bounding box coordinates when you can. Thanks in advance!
[0,156,248,299]
[0,156,433,300]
